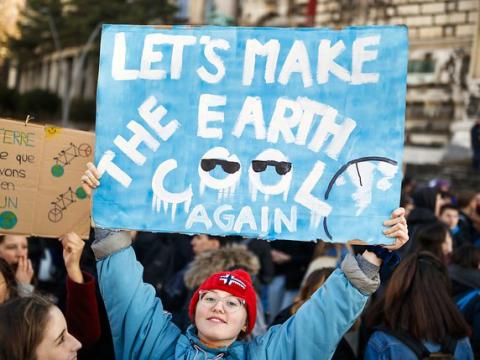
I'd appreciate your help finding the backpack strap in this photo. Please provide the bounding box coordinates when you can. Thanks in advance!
[378,327,431,359]
[439,336,457,356]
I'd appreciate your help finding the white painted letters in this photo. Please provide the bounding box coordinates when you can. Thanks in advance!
[278,40,313,87]
[317,40,351,84]
[112,33,139,80]
[243,39,280,85]
[232,96,266,140]
[197,36,230,83]
[97,150,132,188]
[139,96,180,141]
[185,204,213,230]
[351,35,380,84]
[114,121,160,165]
[294,161,332,228]
[267,97,303,144]
[197,94,227,139]
[139,33,196,80]
[151,159,193,220]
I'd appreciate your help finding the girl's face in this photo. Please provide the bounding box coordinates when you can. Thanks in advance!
[0,235,28,265]
[36,306,81,360]
[442,232,453,257]
[0,272,8,303]
[195,289,248,348]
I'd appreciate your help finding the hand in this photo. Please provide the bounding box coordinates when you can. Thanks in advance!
[361,208,409,266]
[81,162,101,197]
[271,249,291,264]
[381,207,409,251]
[15,256,34,285]
[60,232,85,284]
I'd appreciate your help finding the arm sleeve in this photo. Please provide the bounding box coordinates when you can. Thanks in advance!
[92,229,182,360]
[66,271,101,348]
[17,283,34,297]
[250,254,378,360]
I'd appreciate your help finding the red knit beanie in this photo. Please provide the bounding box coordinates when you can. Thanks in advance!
[189,269,257,334]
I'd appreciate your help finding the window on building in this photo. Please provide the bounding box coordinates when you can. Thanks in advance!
[408,54,435,73]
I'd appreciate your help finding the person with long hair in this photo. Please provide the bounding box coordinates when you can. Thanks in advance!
[271,268,334,326]
[0,296,81,360]
[271,268,357,359]
[273,268,359,359]
[0,233,104,357]
[365,251,473,359]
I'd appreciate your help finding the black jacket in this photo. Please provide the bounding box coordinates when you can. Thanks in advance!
[270,240,315,290]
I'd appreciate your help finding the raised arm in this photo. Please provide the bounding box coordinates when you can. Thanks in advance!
[250,209,408,360]
[60,232,101,348]
[82,163,182,359]
[92,229,182,360]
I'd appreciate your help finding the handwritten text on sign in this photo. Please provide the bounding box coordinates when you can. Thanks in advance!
[94,25,408,243]
[0,118,93,238]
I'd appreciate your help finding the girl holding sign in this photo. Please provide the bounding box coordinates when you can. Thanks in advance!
[82,163,409,359]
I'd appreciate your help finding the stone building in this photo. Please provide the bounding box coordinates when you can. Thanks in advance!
[4,0,480,165]
[240,0,480,165]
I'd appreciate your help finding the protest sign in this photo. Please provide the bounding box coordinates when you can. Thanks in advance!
[94,25,408,244]
[0,118,94,238]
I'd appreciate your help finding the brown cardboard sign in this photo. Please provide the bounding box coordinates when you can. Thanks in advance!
[0,118,94,238]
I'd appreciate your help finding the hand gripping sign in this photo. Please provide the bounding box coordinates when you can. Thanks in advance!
[93,25,408,244]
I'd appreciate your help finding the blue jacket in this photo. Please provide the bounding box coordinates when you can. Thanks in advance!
[364,331,473,360]
[93,230,380,360]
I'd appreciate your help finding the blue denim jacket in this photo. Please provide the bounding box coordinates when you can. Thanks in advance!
[365,331,473,360]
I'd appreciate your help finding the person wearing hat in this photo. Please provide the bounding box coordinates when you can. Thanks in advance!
[83,164,409,359]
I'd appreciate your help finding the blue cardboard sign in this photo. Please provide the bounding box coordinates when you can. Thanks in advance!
[94,24,408,244]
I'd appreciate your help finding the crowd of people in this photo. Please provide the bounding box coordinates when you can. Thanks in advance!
[0,164,478,359]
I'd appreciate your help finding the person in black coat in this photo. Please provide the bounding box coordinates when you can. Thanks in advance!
[471,117,480,170]
[401,187,442,258]
[133,231,193,296]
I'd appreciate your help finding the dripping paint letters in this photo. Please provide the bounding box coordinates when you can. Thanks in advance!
[94,25,408,244]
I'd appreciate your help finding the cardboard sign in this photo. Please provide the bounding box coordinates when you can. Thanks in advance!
[94,25,408,244]
[0,118,94,238]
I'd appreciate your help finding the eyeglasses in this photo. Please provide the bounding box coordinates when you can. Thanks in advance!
[199,291,245,313]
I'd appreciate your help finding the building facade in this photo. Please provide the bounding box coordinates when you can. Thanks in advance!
[4,0,480,164]
[240,0,480,164]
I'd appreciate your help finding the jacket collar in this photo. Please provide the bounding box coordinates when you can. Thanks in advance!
[185,325,246,357]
